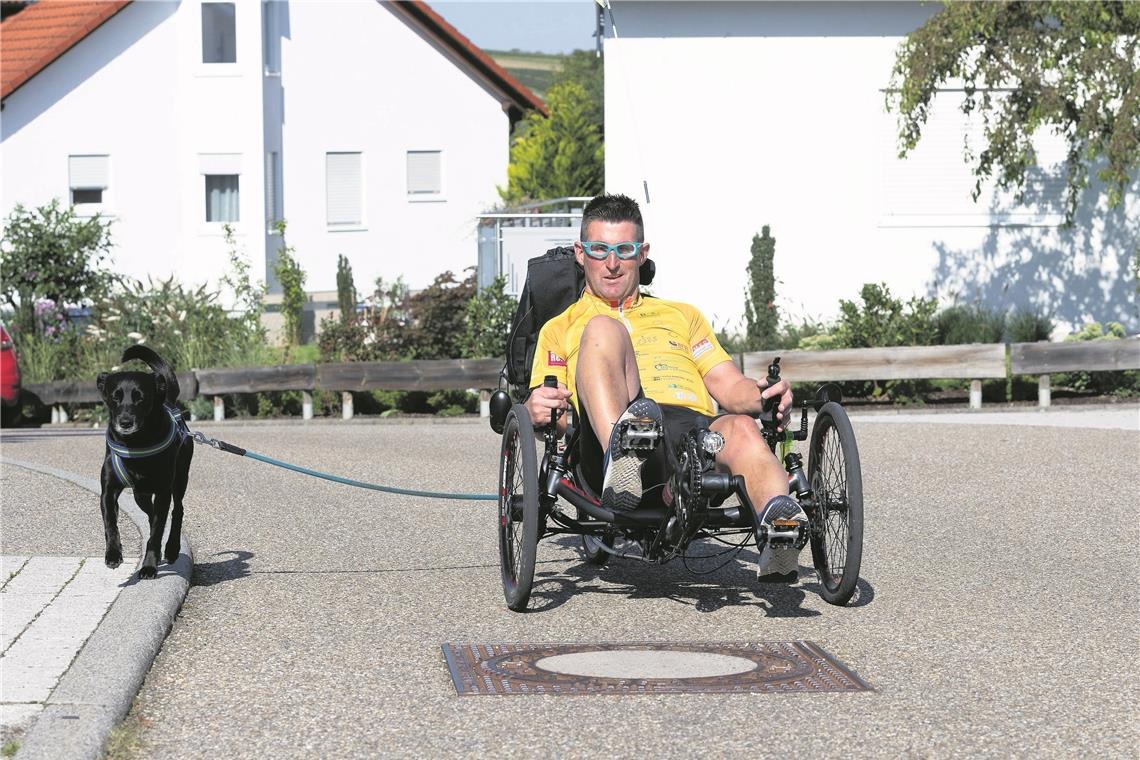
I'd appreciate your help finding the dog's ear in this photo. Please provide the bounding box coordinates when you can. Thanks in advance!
[97,372,108,396]
[153,373,167,398]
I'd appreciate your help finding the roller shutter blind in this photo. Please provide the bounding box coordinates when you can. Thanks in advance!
[326,152,363,226]
[407,150,441,195]
[69,155,109,189]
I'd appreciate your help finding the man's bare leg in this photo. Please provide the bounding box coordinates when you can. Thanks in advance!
[709,414,787,517]
[575,315,641,444]
[711,414,805,580]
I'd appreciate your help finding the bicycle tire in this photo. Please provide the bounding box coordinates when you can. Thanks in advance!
[498,405,541,611]
[807,401,864,606]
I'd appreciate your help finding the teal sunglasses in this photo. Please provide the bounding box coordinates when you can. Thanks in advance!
[580,240,644,260]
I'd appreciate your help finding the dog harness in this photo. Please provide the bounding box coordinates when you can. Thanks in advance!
[106,405,189,488]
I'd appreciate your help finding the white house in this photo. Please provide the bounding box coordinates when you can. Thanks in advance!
[601,1,1138,336]
[0,0,542,335]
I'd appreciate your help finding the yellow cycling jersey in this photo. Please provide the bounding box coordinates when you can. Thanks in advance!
[529,290,733,416]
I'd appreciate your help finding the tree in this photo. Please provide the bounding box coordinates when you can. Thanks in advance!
[0,199,114,335]
[887,1,1140,222]
[500,81,604,205]
[743,226,778,350]
[336,254,356,324]
[553,50,603,134]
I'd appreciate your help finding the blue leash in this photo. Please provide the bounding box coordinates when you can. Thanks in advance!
[189,430,497,502]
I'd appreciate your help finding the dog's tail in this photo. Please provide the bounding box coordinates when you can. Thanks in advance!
[120,345,180,404]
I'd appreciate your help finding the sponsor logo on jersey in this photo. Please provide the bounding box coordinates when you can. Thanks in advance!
[547,351,566,367]
[692,338,713,358]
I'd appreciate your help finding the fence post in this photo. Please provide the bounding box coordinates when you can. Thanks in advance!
[302,391,313,420]
[480,390,491,419]
[969,380,982,410]
[1038,374,1051,408]
[213,396,224,422]
[341,392,353,420]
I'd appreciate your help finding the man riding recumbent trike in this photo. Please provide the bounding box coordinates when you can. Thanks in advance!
[487,194,863,612]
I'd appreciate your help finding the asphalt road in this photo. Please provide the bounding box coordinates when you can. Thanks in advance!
[2,416,1137,758]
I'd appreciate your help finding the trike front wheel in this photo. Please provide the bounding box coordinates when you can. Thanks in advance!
[807,401,864,606]
[498,405,541,611]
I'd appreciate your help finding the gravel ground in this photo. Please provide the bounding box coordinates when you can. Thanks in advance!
[2,419,1137,758]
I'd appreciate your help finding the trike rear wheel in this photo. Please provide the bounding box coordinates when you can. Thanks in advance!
[807,401,864,606]
[498,405,541,611]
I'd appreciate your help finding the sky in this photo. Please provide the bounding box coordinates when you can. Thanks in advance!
[431,1,600,54]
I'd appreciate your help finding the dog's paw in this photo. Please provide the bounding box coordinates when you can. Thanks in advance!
[164,542,181,564]
[138,564,157,580]
[105,547,123,569]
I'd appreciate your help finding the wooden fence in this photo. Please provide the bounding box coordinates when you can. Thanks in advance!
[24,338,1139,422]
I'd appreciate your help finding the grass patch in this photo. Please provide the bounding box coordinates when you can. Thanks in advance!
[103,710,148,760]
[2,739,20,758]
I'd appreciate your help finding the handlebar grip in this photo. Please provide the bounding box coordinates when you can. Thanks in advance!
[762,357,781,416]
[543,375,558,388]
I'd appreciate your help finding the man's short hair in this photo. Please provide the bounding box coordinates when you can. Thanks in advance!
[580,193,644,242]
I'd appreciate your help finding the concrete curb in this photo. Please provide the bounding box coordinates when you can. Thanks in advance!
[0,457,192,760]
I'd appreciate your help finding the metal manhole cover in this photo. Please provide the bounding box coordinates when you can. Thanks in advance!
[441,641,871,696]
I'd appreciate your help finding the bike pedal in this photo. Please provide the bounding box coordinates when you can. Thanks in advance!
[620,418,661,452]
[771,518,802,530]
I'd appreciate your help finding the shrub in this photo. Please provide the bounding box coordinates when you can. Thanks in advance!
[272,220,306,348]
[1,199,114,336]
[933,304,1005,345]
[463,275,515,358]
[835,283,938,349]
[1006,307,1054,343]
[403,269,475,359]
[1054,321,1139,397]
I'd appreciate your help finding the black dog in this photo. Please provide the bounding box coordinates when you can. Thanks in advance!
[97,345,193,579]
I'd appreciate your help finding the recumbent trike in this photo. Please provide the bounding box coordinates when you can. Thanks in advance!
[486,357,864,612]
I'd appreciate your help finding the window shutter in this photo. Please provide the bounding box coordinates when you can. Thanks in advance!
[69,155,109,189]
[407,150,441,195]
[326,152,362,225]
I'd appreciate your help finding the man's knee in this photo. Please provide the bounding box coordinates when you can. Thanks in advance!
[715,415,771,463]
[581,314,630,346]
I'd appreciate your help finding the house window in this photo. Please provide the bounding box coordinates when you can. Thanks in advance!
[205,175,240,222]
[407,150,441,196]
[69,155,109,208]
[326,152,363,227]
[880,90,1066,227]
[202,2,236,64]
[265,151,281,225]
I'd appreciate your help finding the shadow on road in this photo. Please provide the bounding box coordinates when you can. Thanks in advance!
[521,536,857,617]
[193,550,255,587]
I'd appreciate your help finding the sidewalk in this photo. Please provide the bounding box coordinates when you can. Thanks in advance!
[0,456,191,760]
[2,557,137,736]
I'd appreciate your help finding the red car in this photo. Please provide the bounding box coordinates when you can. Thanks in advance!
[1,321,21,426]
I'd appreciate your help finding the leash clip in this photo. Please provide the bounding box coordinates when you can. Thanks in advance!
[191,430,222,450]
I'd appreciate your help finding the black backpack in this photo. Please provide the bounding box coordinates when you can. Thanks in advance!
[504,246,655,398]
